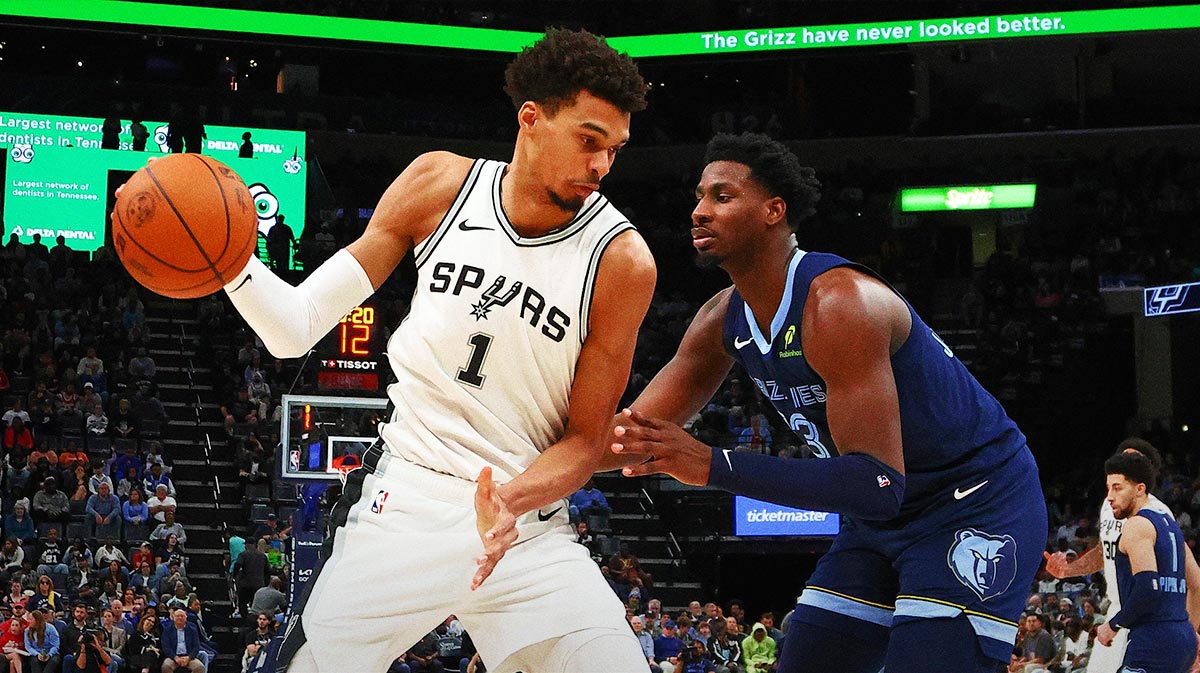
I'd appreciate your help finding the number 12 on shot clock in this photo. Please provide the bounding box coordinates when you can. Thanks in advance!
[339,305,375,356]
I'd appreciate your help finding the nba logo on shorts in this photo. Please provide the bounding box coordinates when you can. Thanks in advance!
[289,450,300,472]
[947,528,1017,602]
[370,489,389,514]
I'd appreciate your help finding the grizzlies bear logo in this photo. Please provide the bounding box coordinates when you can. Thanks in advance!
[947,528,1017,602]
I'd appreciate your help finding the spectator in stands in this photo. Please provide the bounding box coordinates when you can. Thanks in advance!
[147,485,176,524]
[35,529,68,577]
[57,445,87,475]
[151,513,187,546]
[123,489,149,529]
[100,560,129,593]
[116,468,139,499]
[33,477,70,526]
[242,611,276,673]
[3,594,28,625]
[250,514,287,545]
[143,442,170,476]
[60,601,92,670]
[109,398,138,441]
[5,501,37,545]
[569,478,612,525]
[0,538,24,576]
[630,615,661,673]
[128,348,155,383]
[123,613,162,673]
[163,584,191,611]
[681,637,717,673]
[707,618,743,673]
[98,607,126,671]
[231,538,268,618]
[3,417,33,452]
[0,612,25,672]
[404,629,444,673]
[85,482,120,538]
[235,437,270,486]
[608,542,652,591]
[3,399,31,427]
[131,544,154,572]
[29,442,58,470]
[76,348,104,391]
[84,405,107,437]
[65,538,92,569]
[114,445,143,485]
[160,608,203,673]
[67,556,99,606]
[1059,615,1089,672]
[130,561,159,596]
[1010,612,1055,673]
[740,622,776,673]
[94,540,126,569]
[249,576,287,624]
[143,464,174,499]
[157,539,187,577]
[86,463,112,497]
[655,619,685,673]
[694,620,713,647]
[24,608,61,673]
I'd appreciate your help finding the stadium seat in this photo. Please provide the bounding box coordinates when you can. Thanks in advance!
[244,483,271,503]
[124,522,150,544]
[86,435,111,454]
[250,503,273,524]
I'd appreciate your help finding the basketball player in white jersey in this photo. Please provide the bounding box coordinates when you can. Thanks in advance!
[1044,438,1200,672]
[206,29,654,673]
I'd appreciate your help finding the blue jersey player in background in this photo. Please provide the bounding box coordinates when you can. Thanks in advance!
[607,133,1047,673]
[1099,451,1199,673]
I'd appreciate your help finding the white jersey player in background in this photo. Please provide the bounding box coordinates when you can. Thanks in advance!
[1044,438,1200,673]
[210,29,655,673]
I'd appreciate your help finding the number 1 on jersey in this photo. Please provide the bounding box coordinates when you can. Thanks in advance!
[457,333,493,388]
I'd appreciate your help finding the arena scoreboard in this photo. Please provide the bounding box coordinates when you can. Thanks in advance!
[317,304,383,392]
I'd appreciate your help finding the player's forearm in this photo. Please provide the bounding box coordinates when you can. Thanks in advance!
[1069,544,1104,577]
[224,250,374,359]
[499,435,598,517]
[707,449,905,521]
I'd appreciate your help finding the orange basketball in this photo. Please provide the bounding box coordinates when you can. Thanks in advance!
[112,154,258,299]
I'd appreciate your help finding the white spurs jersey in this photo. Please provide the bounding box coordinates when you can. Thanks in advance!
[379,159,635,481]
[1097,493,1172,614]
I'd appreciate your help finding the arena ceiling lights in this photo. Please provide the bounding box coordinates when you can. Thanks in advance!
[5,1,1200,56]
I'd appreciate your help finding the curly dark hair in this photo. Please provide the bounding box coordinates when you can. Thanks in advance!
[703,133,822,229]
[1105,450,1157,493]
[504,27,647,114]
[1116,437,1162,473]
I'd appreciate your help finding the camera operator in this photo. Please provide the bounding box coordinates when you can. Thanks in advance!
[70,630,111,673]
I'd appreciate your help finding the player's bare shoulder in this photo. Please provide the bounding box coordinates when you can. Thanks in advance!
[371,151,476,247]
[805,266,910,352]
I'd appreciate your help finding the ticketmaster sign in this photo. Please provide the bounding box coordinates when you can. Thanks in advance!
[734,497,840,537]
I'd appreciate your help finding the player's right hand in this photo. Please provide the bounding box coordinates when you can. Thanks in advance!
[1042,550,1071,579]
[471,466,517,591]
[113,156,159,199]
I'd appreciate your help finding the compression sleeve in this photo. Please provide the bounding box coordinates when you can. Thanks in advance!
[707,449,905,521]
[1109,570,1160,631]
[223,250,375,359]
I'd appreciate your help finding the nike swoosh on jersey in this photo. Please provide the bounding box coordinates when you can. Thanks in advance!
[733,336,754,350]
[537,507,562,522]
[953,480,989,500]
[229,273,252,293]
[722,449,734,471]
[457,219,493,232]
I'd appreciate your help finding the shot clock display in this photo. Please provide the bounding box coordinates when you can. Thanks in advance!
[318,304,383,392]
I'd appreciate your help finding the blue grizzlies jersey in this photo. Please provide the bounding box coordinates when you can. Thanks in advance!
[722,251,1027,517]
[1115,508,1190,624]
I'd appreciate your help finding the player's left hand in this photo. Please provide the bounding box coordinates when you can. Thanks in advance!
[611,408,711,486]
[472,466,517,591]
[1095,620,1117,647]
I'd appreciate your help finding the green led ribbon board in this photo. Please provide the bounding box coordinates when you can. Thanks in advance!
[3,1,1200,56]
[899,184,1037,212]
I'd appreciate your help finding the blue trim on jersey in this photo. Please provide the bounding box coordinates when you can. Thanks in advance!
[798,587,894,627]
[743,250,804,355]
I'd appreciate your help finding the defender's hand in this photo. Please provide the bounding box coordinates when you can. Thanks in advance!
[611,408,711,486]
[472,466,517,591]
[1043,550,1071,579]
[1095,621,1117,647]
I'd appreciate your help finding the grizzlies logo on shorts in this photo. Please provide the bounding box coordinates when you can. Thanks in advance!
[947,528,1018,602]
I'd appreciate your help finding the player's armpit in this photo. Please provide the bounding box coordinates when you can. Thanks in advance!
[802,268,907,474]
[1183,536,1200,629]
[496,230,656,517]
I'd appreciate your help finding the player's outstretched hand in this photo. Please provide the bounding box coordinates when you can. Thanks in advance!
[112,156,159,200]
[611,408,712,486]
[1042,550,1070,579]
[1095,620,1117,647]
[472,466,517,591]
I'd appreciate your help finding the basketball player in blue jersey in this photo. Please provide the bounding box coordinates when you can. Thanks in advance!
[606,133,1047,673]
[1099,451,1198,673]
[117,29,657,673]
